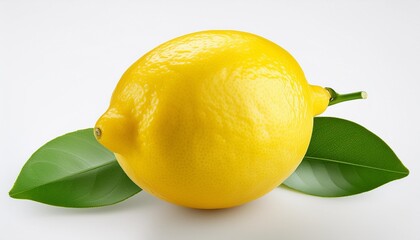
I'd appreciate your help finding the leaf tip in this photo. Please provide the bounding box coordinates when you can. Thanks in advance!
[396,158,410,178]
[402,165,410,177]
[9,185,27,200]
[8,187,19,199]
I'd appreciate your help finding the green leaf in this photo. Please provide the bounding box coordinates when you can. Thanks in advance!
[9,128,141,207]
[283,117,409,197]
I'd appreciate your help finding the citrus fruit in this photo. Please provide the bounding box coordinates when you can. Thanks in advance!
[95,30,332,209]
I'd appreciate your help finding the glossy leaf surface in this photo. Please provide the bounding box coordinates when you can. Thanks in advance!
[9,129,141,207]
[283,117,409,197]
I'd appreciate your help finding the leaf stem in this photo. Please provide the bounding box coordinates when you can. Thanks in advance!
[325,87,368,106]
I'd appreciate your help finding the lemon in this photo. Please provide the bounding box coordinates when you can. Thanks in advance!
[94,30,333,209]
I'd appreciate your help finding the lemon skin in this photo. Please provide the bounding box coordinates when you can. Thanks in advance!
[95,30,330,209]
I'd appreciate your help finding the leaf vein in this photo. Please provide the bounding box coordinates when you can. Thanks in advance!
[304,156,408,175]
[10,161,117,197]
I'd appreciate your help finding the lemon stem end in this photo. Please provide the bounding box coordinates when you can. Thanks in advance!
[326,88,367,106]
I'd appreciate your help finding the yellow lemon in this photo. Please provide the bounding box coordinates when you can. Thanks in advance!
[94,30,341,209]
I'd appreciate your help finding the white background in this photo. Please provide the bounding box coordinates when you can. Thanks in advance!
[1,0,419,239]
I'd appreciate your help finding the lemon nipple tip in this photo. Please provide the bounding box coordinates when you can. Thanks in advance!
[94,127,102,139]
